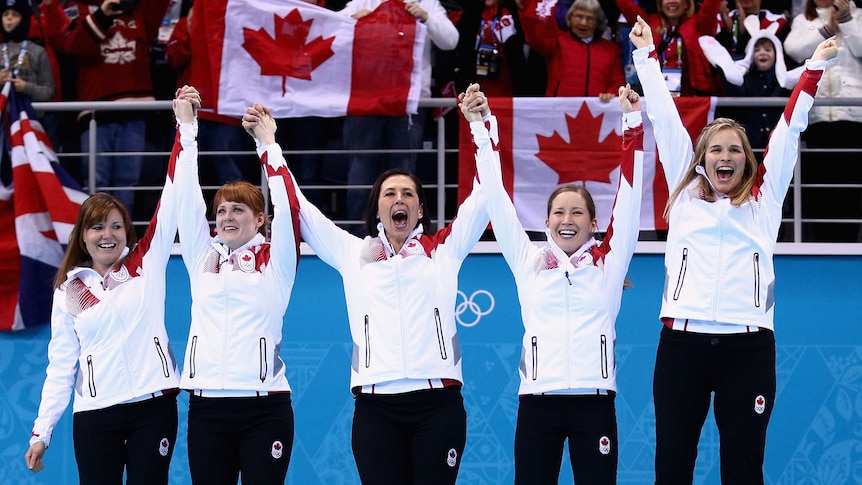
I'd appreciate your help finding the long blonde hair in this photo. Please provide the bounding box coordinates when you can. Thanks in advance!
[663,118,759,219]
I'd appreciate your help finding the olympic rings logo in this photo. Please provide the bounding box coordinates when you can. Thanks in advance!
[455,290,495,327]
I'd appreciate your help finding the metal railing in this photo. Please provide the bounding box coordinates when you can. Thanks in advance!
[32,97,862,253]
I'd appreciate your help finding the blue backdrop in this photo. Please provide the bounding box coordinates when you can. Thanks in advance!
[2,253,861,484]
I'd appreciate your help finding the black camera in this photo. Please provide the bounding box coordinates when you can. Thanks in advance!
[476,44,502,80]
[111,0,137,12]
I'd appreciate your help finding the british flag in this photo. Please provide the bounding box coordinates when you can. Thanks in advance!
[0,84,87,331]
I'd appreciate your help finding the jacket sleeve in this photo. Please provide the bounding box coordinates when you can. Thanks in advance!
[30,289,80,449]
[423,0,459,51]
[166,16,191,72]
[614,0,647,25]
[256,143,300,299]
[757,60,825,239]
[632,45,694,191]
[519,0,558,57]
[174,120,212,276]
[433,165,490,265]
[841,7,862,57]
[125,124,182,276]
[21,45,56,102]
[599,112,644,306]
[472,115,535,277]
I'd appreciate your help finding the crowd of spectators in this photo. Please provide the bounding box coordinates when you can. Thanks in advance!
[10,0,862,241]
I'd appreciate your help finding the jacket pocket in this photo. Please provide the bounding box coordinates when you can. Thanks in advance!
[86,355,96,397]
[434,308,448,360]
[600,335,609,379]
[154,337,170,378]
[531,336,538,381]
[753,252,761,308]
[259,337,268,382]
[672,248,689,301]
[364,316,371,368]
[189,336,197,379]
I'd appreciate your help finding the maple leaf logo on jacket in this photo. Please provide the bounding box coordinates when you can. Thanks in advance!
[535,105,622,185]
[242,10,335,96]
[101,33,136,65]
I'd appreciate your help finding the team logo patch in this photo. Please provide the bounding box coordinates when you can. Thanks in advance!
[236,250,256,273]
[575,252,593,267]
[754,395,766,415]
[403,240,423,255]
[110,265,130,282]
[446,448,458,467]
[271,440,283,459]
[598,436,611,455]
[158,438,170,457]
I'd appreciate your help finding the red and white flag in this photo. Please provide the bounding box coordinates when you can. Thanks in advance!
[458,97,715,231]
[195,0,426,118]
[0,85,87,331]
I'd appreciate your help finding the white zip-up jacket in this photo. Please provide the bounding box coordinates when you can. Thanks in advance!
[634,45,827,331]
[176,134,300,392]
[30,126,185,448]
[784,7,862,125]
[293,169,488,389]
[472,112,644,394]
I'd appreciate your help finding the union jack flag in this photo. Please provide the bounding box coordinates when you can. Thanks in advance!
[0,84,87,331]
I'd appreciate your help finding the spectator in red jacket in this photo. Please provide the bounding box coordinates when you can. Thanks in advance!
[522,0,625,100]
[40,0,171,220]
[616,0,724,95]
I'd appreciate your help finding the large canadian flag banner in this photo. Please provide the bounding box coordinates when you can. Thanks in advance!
[458,97,716,232]
[195,0,426,118]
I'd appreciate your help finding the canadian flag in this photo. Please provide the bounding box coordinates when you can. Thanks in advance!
[458,97,715,231]
[194,0,426,118]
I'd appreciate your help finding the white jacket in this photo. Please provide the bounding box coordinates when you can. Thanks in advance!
[30,126,184,448]
[472,113,644,394]
[634,45,826,331]
[339,0,458,98]
[176,135,300,392]
[294,168,488,389]
[784,7,862,124]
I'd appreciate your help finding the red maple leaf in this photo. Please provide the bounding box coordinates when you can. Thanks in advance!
[274,442,282,451]
[534,105,622,185]
[242,10,335,96]
[757,396,764,405]
[242,254,252,263]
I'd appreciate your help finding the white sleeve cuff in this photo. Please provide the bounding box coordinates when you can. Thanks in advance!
[623,111,643,130]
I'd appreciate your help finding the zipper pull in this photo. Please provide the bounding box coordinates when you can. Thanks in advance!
[565,271,572,285]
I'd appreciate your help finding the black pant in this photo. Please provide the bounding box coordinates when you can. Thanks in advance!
[187,393,294,485]
[351,386,467,485]
[514,394,618,485]
[653,326,776,484]
[73,393,178,485]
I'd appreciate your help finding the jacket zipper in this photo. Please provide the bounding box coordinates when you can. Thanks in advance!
[531,336,538,381]
[364,315,371,368]
[672,247,689,300]
[154,337,170,378]
[753,252,761,307]
[86,355,96,397]
[259,337,268,382]
[600,335,609,379]
[189,336,197,379]
[434,308,448,360]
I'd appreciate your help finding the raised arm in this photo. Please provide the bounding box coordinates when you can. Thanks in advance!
[173,86,211,274]
[599,84,644,301]
[758,38,836,239]
[241,104,300,293]
[241,104,358,272]
[461,85,535,273]
[629,16,694,190]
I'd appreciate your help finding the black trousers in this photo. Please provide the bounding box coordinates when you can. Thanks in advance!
[514,394,618,485]
[187,393,294,485]
[73,393,178,485]
[653,326,776,485]
[351,386,467,485]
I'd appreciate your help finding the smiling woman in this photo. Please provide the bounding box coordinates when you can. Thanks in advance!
[629,17,839,484]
